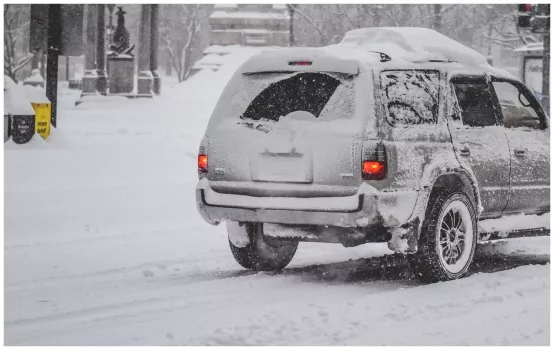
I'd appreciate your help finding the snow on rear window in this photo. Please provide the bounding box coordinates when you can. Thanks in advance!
[381,70,439,126]
[214,72,355,123]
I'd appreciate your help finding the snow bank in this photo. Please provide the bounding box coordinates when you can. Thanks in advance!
[22,84,50,103]
[196,54,227,66]
[167,46,269,104]
[203,45,242,56]
[477,236,550,257]
[479,213,550,237]
[24,69,45,83]
[4,132,46,149]
[5,75,50,114]
[4,76,36,115]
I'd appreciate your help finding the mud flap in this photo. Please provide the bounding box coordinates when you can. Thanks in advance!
[226,221,251,247]
[387,217,420,254]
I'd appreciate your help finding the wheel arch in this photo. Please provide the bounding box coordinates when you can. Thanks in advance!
[401,163,481,253]
[418,167,481,220]
[431,172,480,212]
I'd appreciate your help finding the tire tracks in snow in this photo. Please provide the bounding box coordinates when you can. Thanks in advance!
[6,245,548,328]
[188,264,550,346]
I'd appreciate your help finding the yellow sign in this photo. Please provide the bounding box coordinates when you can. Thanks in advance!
[31,103,51,140]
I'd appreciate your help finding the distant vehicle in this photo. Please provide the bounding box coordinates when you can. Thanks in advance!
[196,28,550,282]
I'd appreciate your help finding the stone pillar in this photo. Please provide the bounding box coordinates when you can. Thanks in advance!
[542,32,550,113]
[23,49,44,87]
[96,4,107,95]
[137,5,153,97]
[40,50,46,79]
[31,49,40,70]
[150,4,160,95]
[81,4,97,97]
[107,4,115,45]
[65,55,70,81]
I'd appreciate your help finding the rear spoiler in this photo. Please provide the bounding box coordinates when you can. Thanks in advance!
[238,48,360,75]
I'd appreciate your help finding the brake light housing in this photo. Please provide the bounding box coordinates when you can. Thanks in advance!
[362,143,387,180]
[288,60,312,66]
[198,154,208,174]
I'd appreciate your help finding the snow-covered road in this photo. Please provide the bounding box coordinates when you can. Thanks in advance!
[4,50,550,345]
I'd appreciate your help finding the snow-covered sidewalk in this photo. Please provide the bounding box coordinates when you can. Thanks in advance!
[4,49,550,345]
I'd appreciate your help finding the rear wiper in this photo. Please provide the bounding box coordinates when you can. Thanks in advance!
[237,119,275,133]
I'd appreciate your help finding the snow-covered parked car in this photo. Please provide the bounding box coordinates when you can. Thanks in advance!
[196,28,550,282]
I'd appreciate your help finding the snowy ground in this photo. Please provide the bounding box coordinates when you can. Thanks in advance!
[4,48,550,345]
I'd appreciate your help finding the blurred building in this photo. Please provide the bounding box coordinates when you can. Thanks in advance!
[514,42,544,103]
[208,4,290,47]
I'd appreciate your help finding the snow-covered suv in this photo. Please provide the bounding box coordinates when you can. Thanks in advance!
[196,28,550,282]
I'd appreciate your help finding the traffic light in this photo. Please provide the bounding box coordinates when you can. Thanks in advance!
[532,4,550,33]
[535,3,550,16]
[517,4,533,28]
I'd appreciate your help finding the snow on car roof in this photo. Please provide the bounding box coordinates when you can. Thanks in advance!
[196,54,227,66]
[339,27,490,68]
[237,27,517,80]
[237,47,364,75]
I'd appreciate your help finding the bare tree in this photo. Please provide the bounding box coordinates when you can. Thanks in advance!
[482,4,540,50]
[286,3,536,71]
[359,4,382,27]
[4,4,32,82]
[160,4,205,82]
[289,5,329,45]
[379,5,417,27]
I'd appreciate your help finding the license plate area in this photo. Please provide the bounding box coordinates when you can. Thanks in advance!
[251,149,313,183]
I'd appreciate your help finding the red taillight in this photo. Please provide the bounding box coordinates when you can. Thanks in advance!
[518,4,532,12]
[363,161,384,174]
[198,154,208,174]
[289,61,312,66]
[362,143,387,180]
[525,3,532,12]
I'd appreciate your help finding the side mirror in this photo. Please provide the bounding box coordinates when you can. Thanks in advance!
[518,91,531,107]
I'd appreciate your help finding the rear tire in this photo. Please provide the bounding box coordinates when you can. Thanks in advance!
[228,223,298,271]
[408,188,477,282]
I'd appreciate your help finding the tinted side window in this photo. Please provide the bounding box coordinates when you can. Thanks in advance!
[492,81,543,130]
[381,70,439,126]
[451,80,497,127]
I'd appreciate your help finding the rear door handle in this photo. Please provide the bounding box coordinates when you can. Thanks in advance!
[514,148,527,156]
[459,146,470,156]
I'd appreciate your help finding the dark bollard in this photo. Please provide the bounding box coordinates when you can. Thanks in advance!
[12,115,36,144]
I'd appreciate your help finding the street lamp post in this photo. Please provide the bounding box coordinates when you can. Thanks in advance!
[96,4,107,95]
[107,4,116,45]
[287,4,297,47]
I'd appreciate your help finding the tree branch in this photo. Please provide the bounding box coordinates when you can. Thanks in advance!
[290,6,328,45]
[316,4,356,30]
[180,5,201,81]
[13,53,33,74]
[422,4,457,20]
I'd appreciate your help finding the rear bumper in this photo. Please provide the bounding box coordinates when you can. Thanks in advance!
[196,178,419,228]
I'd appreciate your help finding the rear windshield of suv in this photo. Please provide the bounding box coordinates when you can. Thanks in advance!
[381,70,440,126]
[213,72,356,123]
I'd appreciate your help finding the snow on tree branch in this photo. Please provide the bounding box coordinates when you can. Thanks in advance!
[289,5,329,45]
[4,4,31,82]
[160,4,206,83]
